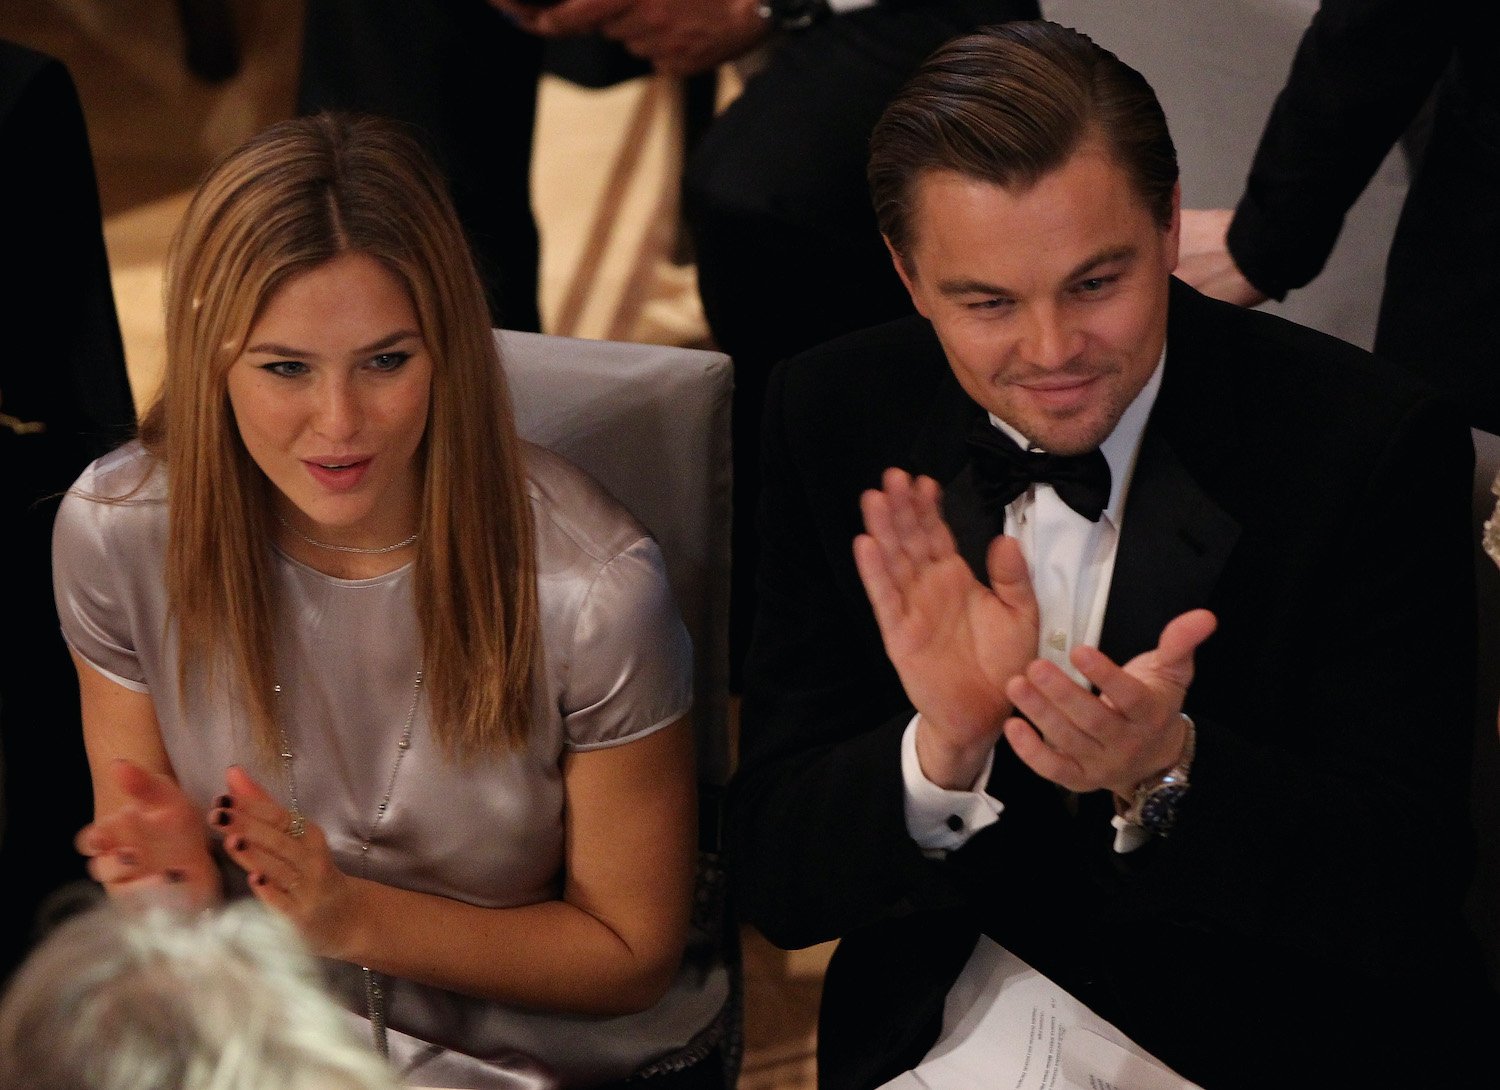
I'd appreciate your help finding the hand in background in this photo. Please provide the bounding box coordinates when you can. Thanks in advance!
[491,0,772,76]
[75,759,222,909]
[854,468,1040,790]
[1178,209,1269,307]
[1004,609,1217,795]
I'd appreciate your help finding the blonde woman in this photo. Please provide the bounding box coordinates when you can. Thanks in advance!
[53,113,726,1089]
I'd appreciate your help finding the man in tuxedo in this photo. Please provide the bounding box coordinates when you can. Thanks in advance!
[729,21,1491,1090]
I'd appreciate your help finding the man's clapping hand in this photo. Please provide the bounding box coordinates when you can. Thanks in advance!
[854,469,1040,790]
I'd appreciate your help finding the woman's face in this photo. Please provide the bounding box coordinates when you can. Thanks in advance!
[226,252,433,550]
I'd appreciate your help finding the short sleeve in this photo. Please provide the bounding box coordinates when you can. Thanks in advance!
[562,536,693,750]
[51,454,162,693]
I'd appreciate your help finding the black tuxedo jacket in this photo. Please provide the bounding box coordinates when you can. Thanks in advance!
[729,280,1491,1088]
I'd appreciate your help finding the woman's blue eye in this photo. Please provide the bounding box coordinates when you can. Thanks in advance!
[369,351,412,372]
[262,360,309,378]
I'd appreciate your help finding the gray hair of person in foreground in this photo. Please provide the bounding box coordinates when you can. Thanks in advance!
[0,898,401,1090]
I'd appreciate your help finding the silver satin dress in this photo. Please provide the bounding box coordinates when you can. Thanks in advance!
[53,441,728,1089]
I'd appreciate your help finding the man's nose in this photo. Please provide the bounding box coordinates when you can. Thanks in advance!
[1019,305,1082,370]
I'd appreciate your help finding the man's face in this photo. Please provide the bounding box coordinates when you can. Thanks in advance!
[889,144,1180,455]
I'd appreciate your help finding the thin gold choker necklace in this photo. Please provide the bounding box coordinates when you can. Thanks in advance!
[275,512,418,555]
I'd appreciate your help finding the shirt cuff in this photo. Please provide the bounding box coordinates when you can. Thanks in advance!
[1110,814,1151,854]
[828,0,877,11]
[901,715,1004,852]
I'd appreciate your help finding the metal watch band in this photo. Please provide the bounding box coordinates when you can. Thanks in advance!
[1120,712,1196,834]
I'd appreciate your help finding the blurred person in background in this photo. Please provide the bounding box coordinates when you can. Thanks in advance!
[1178,0,1497,432]
[0,898,402,1090]
[0,36,135,986]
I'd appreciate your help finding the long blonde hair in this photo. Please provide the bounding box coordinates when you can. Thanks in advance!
[137,112,538,759]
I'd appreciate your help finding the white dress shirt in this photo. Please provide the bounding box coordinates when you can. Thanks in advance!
[902,354,1165,855]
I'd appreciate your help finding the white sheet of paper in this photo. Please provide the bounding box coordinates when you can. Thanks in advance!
[878,937,1202,1090]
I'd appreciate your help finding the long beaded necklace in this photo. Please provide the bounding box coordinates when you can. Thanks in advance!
[275,667,425,1058]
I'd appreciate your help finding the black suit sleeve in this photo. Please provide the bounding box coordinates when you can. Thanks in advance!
[1226,0,1458,299]
[0,41,133,455]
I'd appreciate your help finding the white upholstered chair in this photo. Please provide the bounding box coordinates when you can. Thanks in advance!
[497,328,742,1075]
[498,328,734,786]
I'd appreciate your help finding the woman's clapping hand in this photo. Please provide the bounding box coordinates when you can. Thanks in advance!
[75,758,222,909]
[211,765,363,959]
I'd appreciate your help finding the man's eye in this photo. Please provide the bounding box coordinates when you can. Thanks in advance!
[966,297,1012,311]
[1076,276,1117,294]
[369,351,412,372]
[261,360,309,377]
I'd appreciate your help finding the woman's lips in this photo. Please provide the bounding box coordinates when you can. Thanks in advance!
[303,457,372,492]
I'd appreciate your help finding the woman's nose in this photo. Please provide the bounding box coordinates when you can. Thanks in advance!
[312,378,362,441]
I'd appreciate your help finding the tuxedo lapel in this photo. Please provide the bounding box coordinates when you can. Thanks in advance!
[1097,292,1242,664]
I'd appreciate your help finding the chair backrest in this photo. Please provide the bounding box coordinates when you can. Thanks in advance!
[497,329,735,787]
[499,330,743,1084]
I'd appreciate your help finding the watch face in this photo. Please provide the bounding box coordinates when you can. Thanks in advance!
[1139,783,1189,834]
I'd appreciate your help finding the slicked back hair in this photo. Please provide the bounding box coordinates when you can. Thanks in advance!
[869,20,1178,261]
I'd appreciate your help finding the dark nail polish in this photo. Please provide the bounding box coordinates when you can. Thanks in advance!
[214,794,233,809]
[229,836,246,852]
[253,873,268,886]
[213,810,231,827]
[117,850,138,866]
[165,869,185,884]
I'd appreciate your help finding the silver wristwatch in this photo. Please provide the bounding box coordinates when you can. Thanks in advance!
[1119,713,1196,836]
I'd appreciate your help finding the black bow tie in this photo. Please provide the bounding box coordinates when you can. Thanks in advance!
[966,418,1112,522]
